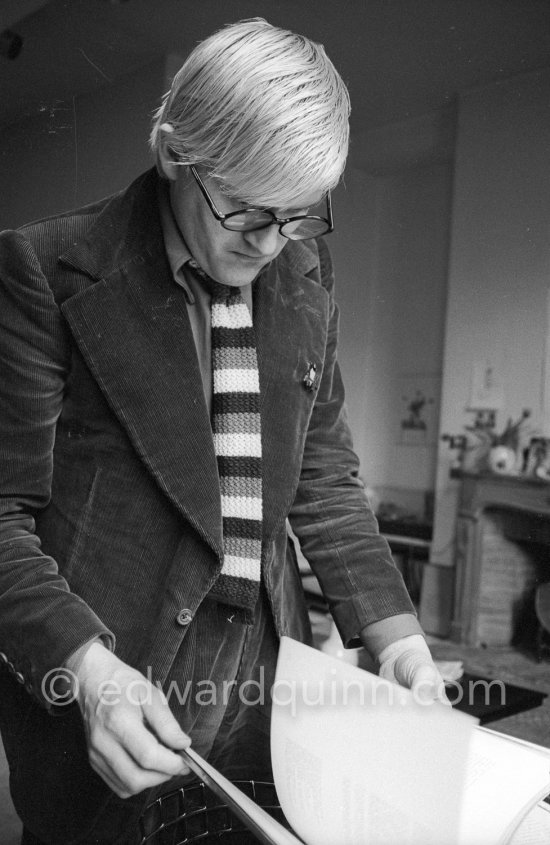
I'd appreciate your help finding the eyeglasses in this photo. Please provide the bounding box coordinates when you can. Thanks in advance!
[189,165,333,241]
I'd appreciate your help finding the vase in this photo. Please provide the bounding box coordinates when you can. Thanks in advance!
[488,445,517,475]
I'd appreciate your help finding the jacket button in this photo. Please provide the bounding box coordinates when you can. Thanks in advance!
[176,609,193,626]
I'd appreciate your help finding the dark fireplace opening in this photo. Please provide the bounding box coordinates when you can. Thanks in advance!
[482,506,550,655]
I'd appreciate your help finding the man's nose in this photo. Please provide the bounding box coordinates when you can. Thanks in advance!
[243,224,285,256]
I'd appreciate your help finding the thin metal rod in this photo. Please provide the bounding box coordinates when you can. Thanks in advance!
[181,747,303,845]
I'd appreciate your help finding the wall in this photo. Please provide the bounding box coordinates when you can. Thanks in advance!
[340,113,454,516]
[432,67,550,570]
[0,57,166,229]
[360,162,452,510]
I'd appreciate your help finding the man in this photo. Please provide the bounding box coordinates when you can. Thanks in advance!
[0,18,444,845]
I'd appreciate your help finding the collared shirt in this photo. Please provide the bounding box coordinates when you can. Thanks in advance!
[158,181,253,416]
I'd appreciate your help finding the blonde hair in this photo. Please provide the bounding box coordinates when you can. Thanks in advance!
[150,18,350,207]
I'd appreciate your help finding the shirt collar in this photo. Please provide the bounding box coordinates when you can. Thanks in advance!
[158,179,197,301]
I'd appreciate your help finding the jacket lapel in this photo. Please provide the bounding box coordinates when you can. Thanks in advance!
[59,172,223,558]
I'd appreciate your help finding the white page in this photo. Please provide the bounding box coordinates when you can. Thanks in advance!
[272,637,474,845]
[457,730,550,844]
[271,637,550,845]
[508,801,550,845]
[478,726,550,758]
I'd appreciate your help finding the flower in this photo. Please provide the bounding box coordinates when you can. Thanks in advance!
[464,409,531,472]
[487,409,531,450]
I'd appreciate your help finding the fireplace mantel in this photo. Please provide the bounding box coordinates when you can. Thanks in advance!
[451,472,550,645]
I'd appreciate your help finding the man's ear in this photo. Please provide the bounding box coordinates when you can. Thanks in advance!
[158,123,179,182]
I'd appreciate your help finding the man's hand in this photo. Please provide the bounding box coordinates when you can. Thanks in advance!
[68,642,191,798]
[377,634,449,704]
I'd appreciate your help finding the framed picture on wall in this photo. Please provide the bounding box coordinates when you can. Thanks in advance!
[525,437,550,481]
[397,373,441,446]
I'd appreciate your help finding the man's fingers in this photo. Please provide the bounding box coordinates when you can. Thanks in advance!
[382,642,450,704]
[408,664,450,704]
[76,648,192,792]
[89,730,183,797]
[85,687,190,795]
[119,713,190,777]
[142,688,192,753]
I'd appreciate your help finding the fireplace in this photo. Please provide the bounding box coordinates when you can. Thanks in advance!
[451,472,550,647]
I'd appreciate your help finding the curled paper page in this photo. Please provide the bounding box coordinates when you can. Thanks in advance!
[271,637,550,845]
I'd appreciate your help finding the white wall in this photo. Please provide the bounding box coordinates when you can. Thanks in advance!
[432,67,550,566]
[360,162,452,505]
[330,114,454,516]
[320,156,453,512]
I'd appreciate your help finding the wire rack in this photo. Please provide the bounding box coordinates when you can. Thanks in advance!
[138,780,288,844]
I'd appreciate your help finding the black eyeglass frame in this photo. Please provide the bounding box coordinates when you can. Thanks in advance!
[189,165,334,240]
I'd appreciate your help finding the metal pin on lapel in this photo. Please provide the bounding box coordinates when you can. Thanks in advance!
[302,362,318,392]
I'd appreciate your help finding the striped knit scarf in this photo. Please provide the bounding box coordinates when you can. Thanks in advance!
[206,279,263,620]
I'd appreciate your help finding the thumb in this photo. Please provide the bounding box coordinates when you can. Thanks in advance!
[393,648,432,688]
[142,688,192,752]
[405,660,448,704]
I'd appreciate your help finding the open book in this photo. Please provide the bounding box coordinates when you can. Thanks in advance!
[184,638,550,844]
[269,637,550,845]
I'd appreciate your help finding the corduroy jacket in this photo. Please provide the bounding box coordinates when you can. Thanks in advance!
[0,169,416,842]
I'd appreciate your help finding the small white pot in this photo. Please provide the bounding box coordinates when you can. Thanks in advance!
[488,445,517,474]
